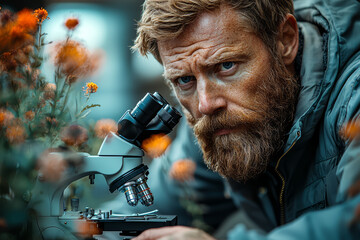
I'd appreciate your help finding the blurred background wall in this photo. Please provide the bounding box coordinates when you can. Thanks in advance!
[0,0,178,210]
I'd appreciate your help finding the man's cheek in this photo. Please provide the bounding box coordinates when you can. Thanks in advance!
[182,107,196,127]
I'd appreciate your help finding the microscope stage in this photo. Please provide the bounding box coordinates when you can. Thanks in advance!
[91,215,177,233]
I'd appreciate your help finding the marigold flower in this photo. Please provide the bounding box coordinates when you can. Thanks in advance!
[83,82,98,95]
[37,151,67,182]
[169,159,196,182]
[60,124,88,146]
[5,9,37,46]
[25,110,35,121]
[17,9,37,32]
[340,120,360,140]
[9,25,27,41]
[0,9,36,54]
[141,133,172,158]
[94,119,117,138]
[43,83,56,100]
[65,17,79,30]
[0,108,15,127]
[5,122,26,144]
[52,40,101,81]
[33,7,49,24]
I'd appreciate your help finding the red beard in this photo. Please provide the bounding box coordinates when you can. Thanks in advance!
[185,59,299,182]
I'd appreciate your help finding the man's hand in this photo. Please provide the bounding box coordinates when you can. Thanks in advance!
[133,226,216,240]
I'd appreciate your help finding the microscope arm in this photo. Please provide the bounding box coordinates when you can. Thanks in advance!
[29,132,144,217]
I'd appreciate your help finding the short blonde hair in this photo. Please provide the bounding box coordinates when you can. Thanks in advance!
[133,0,294,63]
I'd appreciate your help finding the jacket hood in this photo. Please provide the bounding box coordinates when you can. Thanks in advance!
[286,0,360,151]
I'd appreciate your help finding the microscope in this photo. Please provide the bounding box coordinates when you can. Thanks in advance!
[28,92,181,239]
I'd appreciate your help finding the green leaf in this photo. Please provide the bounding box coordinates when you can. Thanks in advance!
[79,104,101,115]
[78,109,92,119]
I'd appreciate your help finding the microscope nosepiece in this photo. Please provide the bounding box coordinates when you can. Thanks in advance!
[136,176,154,206]
[120,182,138,206]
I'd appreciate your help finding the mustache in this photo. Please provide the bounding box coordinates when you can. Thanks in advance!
[192,110,259,136]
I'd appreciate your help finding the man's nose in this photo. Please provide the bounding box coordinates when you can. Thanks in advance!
[197,79,226,115]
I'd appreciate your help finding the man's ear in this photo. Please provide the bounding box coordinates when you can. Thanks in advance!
[277,14,299,67]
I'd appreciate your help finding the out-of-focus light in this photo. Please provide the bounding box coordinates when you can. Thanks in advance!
[132,51,164,81]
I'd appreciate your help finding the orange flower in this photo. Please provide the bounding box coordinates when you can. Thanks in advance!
[52,40,101,81]
[0,108,15,127]
[341,120,360,140]
[65,17,79,30]
[169,159,196,182]
[17,9,37,32]
[94,119,117,138]
[43,83,56,100]
[7,9,37,45]
[0,9,36,54]
[60,124,88,146]
[83,82,98,95]
[141,133,172,158]
[25,110,35,121]
[5,122,26,144]
[37,151,67,182]
[33,7,49,24]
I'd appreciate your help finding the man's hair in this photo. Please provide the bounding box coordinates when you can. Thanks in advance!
[133,0,294,63]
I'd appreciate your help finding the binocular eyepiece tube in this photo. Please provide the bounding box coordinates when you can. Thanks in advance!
[117,92,181,146]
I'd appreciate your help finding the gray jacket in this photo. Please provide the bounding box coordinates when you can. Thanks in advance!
[228,0,360,239]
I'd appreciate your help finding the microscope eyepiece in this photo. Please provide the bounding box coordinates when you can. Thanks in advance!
[153,92,168,105]
[117,92,181,146]
[130,93,163,126]
[158,104,181,129]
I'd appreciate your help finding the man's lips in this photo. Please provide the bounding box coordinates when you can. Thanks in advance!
[215,128,235,136]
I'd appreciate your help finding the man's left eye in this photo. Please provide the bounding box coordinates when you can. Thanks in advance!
[220,62,235,71]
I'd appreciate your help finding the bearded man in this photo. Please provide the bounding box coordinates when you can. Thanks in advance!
[132,0,360,239]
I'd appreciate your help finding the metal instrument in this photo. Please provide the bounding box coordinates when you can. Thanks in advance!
[28,92,181,239]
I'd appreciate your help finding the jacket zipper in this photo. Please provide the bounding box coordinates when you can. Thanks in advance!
[274,140,297,225]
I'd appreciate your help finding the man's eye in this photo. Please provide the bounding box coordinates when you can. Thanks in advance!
[177,76,195,85]
[220,62,235,71]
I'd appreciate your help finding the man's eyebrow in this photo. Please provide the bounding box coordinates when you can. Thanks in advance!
[163,69,184,80]
[204,52,250,67]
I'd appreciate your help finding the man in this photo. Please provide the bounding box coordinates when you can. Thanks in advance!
[132,0,360,239]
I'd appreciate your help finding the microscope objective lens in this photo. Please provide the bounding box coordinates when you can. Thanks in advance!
[136,181,154,206]
[121,182,138,206]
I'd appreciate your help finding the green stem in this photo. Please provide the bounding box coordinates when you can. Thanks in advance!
[59,84,71,115]
[38,24,42,50]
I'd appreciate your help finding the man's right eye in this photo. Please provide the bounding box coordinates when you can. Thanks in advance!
[176,76,195,85]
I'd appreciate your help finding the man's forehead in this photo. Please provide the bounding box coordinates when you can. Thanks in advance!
[157,4,252,63]
[158,5,242,50]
